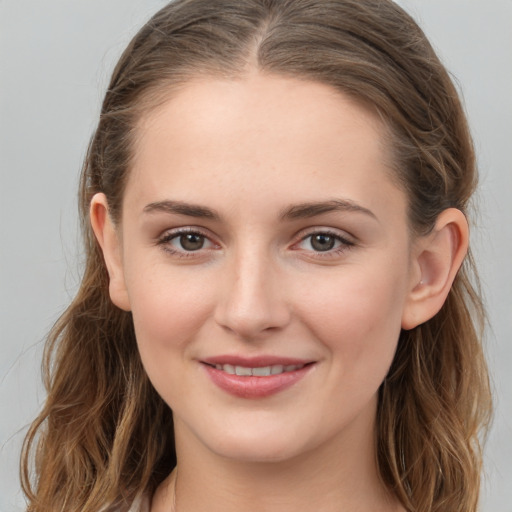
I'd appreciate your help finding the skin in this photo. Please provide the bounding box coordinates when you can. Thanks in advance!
[91,73,468,512]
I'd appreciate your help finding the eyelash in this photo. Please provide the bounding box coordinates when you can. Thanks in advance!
[293,229,355,258]
[156,227,356,259]
[156,227,217,259]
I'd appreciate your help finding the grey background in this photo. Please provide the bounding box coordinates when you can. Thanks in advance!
[1,1,511,510]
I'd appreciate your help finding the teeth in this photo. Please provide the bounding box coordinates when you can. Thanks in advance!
[252,366,272,376]
[271,365,284,375]
[214,363,304,376]
[235,366,252,376]
[223,364,235,375]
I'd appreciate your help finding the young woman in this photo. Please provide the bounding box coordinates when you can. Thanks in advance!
[21,1,492,511]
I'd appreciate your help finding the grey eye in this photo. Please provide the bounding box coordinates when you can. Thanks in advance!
[179,233,205,251]
[310,233,336,252]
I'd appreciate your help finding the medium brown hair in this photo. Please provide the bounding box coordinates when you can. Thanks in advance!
[21,1,492,511]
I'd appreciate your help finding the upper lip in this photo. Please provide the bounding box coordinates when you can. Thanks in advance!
[201,355,314,367]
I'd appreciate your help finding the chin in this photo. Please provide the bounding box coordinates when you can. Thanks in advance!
[185,414,323,464]
[211,435,310,464]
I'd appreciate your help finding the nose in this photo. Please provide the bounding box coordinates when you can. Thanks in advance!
[214,249,292,340]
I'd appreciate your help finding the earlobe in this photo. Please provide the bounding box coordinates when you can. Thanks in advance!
[89,193,131,311]
[401,208,469,330]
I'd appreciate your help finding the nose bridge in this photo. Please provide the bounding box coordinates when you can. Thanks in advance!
[214,240,290,338]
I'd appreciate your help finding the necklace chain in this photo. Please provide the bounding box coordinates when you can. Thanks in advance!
[171,467,177,512]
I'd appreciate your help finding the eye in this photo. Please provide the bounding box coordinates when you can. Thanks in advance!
[308,233,338,252]
[294,230,355,255]
[157,228,218,256]
[175,232,207,251]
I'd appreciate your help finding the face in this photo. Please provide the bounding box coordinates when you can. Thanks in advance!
[104,74,421,463]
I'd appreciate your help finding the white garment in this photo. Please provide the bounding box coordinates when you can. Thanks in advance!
[127,494,150,512]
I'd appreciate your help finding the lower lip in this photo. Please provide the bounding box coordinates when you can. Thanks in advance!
[202,364,314,399]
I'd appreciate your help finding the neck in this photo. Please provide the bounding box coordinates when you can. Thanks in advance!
[151,410,402,512]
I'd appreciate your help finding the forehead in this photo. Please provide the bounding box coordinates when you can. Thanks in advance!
[126,74,404,223]
[134,74,390,160]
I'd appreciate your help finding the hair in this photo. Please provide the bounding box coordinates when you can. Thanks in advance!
[21,1,492,511]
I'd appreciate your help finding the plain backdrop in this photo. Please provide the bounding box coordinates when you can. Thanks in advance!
[1,1,511,511]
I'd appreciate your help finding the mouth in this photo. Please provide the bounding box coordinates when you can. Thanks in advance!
[203,362,311,376]
[200,356,316,399]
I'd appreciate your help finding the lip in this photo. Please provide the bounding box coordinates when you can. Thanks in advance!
[200,355,316,399]
[202,355,312,367]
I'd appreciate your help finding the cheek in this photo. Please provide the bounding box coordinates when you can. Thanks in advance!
[297,263,408,375]
[125,265,214,371]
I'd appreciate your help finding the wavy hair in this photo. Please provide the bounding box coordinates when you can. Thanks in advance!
[21,1,492,511]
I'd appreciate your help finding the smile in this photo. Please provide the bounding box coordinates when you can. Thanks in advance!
[201,358,315,399]
[208,363,306,376]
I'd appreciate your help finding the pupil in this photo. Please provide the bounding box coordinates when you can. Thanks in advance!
[311,234,335,251]
[180,233,204,251]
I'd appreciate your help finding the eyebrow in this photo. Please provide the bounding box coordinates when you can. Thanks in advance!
[143,200,220,220]
[142,198,376,222]
[279,199,377,221]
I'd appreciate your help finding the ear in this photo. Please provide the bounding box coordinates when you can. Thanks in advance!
[401,208,469,330]
[89,193,131,311]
